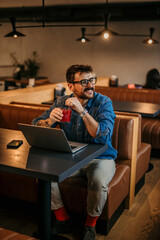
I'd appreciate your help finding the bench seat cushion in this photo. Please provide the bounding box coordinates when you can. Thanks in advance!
[59,164,130,220]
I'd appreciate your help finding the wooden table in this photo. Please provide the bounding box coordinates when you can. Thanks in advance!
[0,78,110,104]
[0,128,107,240]
[112,100,160,117]
[0,82,70,104]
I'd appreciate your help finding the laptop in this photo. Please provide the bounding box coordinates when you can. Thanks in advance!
[18,123,88,153]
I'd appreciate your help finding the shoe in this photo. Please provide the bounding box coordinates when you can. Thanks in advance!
[83,226,96,240]
[52,219,73,234]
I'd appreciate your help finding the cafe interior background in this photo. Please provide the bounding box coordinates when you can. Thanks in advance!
[0,0,160,87]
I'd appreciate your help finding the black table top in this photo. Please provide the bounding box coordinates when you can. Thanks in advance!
[112,100,160,117]
[0,128,107,183]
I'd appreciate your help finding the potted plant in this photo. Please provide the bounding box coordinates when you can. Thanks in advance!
[11,51,41,81]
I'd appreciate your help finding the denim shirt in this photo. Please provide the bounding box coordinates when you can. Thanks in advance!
[32,92,117,160]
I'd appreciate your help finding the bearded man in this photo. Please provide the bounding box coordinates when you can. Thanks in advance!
[32,64,117,240]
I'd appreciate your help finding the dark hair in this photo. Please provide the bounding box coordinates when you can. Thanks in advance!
[66,64,93,83]
[144,68,160,89]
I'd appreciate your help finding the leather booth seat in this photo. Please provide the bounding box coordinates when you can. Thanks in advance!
[95,87,160,104]
[0,104,46,203]
[142,118,160,150]
[115,112,151,185]
[59,115,151,234]
[59,164,130,234]
[0,103,48,130]
[0,104,151,235]
[95,86,160,151]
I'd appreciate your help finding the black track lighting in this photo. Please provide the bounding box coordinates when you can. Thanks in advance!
[2,0,159,45]
[4,17,25,38]
[76,28,90,43]
[143,28,159,45]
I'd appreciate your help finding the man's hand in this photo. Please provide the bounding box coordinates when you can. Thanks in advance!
[36,108,63,127]
[66,97,99,138]
[65,97,84,114]
[49,108,63,123]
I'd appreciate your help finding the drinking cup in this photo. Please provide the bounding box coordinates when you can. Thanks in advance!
[60,108,71,122]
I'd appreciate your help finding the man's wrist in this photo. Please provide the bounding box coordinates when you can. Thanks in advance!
[80,109,88,118]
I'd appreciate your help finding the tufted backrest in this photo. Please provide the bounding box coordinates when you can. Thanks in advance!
[115,112,142,149]
[0,104,136,163]
[0,104,48,130]
[112,116,134,161]
[95,86,160,104]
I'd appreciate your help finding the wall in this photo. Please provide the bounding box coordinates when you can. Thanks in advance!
[0,19,159,86]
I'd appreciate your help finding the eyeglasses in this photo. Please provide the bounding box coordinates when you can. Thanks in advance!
[70,77,97,87]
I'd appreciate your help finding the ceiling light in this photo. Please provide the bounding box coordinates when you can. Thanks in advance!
[76,28,90,43]
[96,13,119,39]
[143,28,159,45]
[4,17,25,38]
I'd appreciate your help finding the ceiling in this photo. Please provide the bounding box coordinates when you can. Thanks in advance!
[0,1,160,25]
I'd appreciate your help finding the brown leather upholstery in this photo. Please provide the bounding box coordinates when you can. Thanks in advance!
[95,86,160,150]
[112,117,134,160]
[95,86,160,104]
[0,103,47,130]
[136,143,151,183]
[0,228,38,240]
[102,164,130,220]
[59,115,151,223]
[142,118,160,149]
[60,164,130,221]
[0,104,151,234]
[115,111,142,148]
[115,112,151,184]
[0,104,46,203]
[0,172,38,203]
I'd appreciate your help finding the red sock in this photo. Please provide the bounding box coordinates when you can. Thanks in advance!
[54,207,69,221]
[85,214,98,227]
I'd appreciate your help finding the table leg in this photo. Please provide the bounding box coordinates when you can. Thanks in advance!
[37,180,70,240]
[38,179,51,240]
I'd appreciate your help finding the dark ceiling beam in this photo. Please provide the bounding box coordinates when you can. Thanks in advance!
[0,2,160,24]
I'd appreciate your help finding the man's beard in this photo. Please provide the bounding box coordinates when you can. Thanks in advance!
[74,87,95,99]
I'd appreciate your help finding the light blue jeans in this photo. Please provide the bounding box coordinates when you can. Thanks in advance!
[51,159,116,217]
